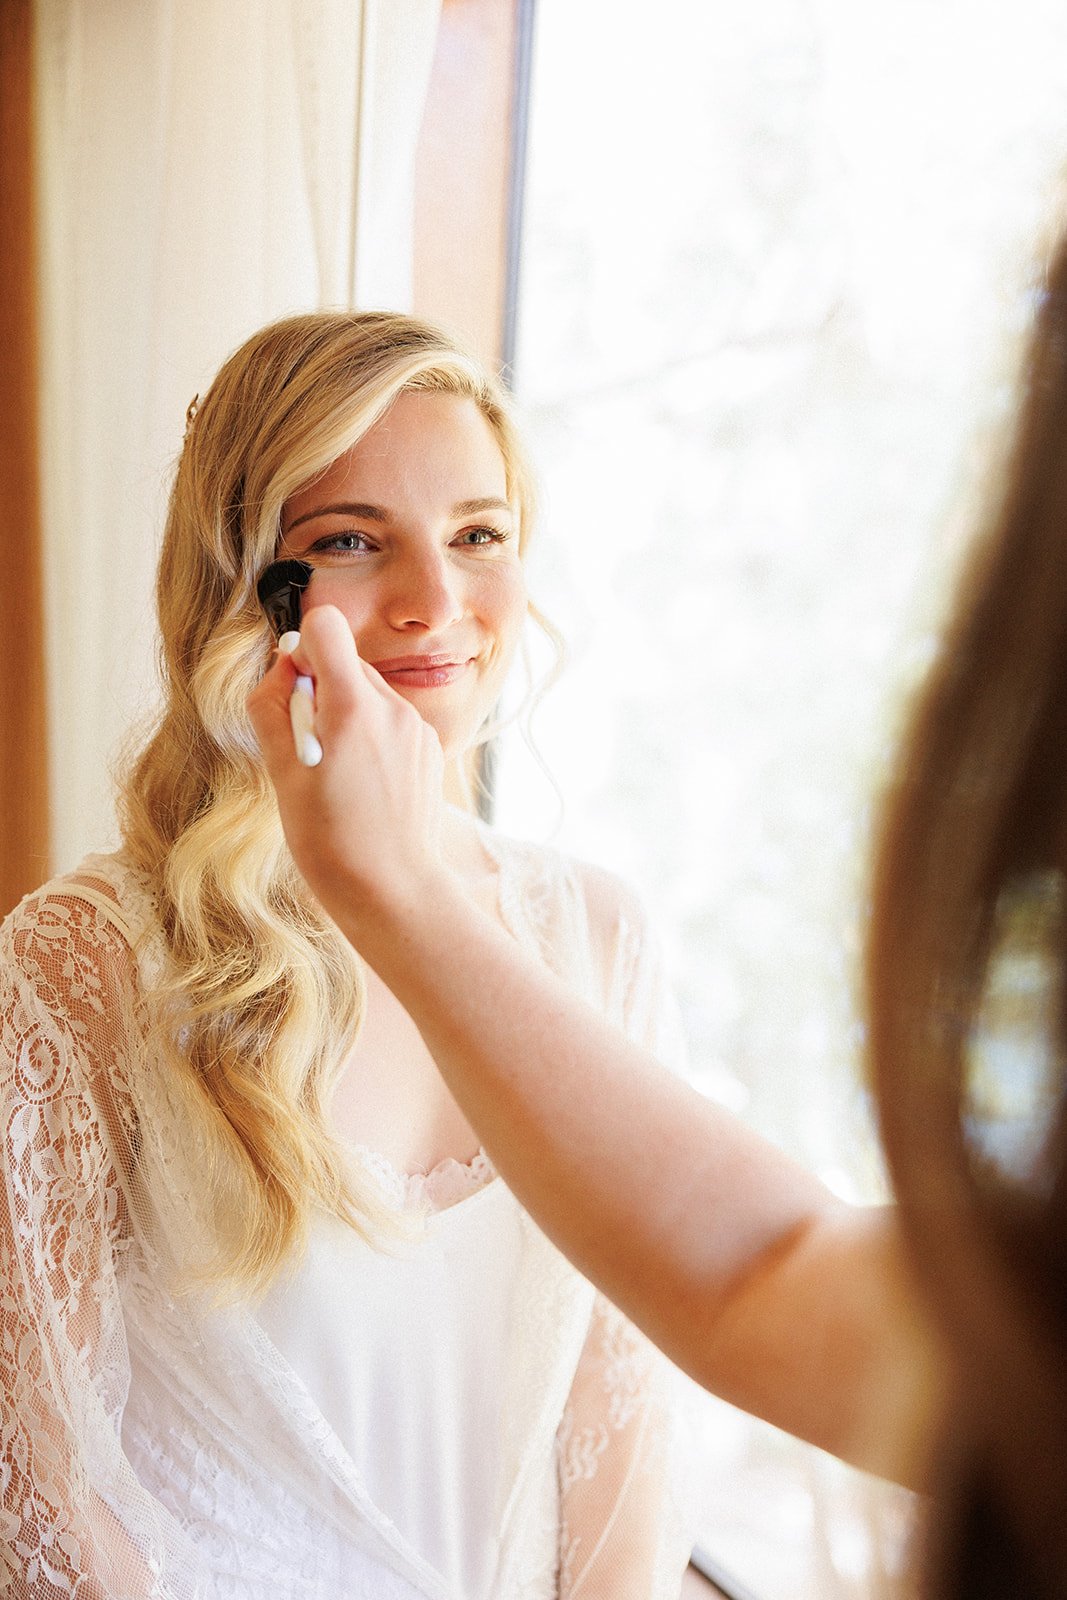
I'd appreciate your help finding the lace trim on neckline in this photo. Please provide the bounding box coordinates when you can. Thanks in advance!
[348,1144,497,1214]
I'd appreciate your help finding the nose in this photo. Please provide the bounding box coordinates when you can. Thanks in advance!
[383,546,465,633]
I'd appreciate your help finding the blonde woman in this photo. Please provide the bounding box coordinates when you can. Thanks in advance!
[0,314,692,1599]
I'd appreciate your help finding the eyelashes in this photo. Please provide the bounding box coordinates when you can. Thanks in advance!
[301,525,512,558]
[455,526,510,547]
[308,531,374,555]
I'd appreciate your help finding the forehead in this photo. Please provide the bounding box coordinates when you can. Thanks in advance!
[284,390,508,522]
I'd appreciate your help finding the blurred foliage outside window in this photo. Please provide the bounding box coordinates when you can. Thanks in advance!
[495,2,1067,1594]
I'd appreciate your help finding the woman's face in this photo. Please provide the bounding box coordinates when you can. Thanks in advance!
[280,390,527,757]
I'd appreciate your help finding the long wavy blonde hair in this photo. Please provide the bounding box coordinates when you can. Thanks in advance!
[120,311,538,1293]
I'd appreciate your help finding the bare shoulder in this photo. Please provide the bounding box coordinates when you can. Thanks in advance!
[565,855,652,943]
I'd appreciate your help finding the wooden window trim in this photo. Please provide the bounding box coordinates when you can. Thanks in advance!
[412,0,536,379]
[0,0,51,912]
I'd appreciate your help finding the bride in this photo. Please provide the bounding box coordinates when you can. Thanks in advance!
[0,312,691,1598]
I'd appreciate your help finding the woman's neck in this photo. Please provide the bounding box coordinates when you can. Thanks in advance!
[440,803,497,895]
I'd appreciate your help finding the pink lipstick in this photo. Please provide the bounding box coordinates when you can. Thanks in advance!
[371,653,473,689]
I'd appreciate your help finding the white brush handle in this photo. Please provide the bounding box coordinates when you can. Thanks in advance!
[289,675,323,767]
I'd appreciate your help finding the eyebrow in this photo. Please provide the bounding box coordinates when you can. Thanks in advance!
[285,496,513,533]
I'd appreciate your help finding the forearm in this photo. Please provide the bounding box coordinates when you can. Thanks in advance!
[339,876,942,1480]
[347,875,818,1319]
[247,611,944,1481]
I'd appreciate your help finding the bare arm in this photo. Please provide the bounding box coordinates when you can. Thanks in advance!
[248,607,944,1484]
[339,863,936,1480]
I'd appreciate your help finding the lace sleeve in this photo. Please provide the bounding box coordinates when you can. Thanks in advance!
[0,880,184,1599]
[552,866,694,1598]
[557,1292,689,1598]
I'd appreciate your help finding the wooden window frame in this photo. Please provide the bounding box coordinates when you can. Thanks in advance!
[0,0,50,913]
[412,0,536,381]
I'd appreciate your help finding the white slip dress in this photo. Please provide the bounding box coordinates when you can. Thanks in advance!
[256,1153,534,1599]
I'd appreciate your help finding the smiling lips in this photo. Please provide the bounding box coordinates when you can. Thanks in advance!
[370,652,475,688]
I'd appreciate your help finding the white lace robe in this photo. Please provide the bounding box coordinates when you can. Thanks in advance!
[0,831,690,1598]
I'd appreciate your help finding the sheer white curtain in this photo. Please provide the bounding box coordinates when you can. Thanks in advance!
[33,0,441,872]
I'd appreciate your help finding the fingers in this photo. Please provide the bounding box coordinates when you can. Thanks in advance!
[245,603,448,915]
[246,605,422,776]
[286,603,358,680]
[247,638,299,772]
[290,607,365,741]
[294,607,410,710]
[292,608,430,753]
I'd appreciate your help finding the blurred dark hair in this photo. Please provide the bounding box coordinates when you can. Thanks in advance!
[866,236,1067,1598]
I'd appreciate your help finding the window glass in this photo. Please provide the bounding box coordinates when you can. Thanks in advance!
[497,2,1067,1593]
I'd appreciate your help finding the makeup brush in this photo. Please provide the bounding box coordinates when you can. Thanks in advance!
[256,560,322,767]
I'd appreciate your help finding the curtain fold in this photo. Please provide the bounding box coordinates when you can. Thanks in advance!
[33,0,441,875]
[0,0,50,914]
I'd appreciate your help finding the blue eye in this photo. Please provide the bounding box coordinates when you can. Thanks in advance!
[313,531,375,554]
[456,526,508,546]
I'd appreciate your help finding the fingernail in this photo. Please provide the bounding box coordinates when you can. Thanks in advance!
[278,631,300,656]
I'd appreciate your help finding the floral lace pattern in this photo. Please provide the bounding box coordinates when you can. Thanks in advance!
[1,838,691,1597]
[348,1144,497,1213]
[556,1296,683,1598]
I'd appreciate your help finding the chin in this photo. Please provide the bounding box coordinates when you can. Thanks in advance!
[397,692,493,753]
[438,725,484,761]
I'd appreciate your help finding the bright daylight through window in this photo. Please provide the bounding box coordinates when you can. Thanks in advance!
[494,2,1067,1594]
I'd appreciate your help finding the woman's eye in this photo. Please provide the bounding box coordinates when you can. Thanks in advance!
[455,526,508,547]
[312,531,375,555]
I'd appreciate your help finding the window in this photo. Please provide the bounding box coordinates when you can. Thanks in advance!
[497,2,1067,1592]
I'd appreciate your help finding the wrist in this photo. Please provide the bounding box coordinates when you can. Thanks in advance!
[329,858,466,964]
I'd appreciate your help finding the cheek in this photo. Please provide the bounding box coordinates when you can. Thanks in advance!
[481,568,528,662]
[300,580,376,639]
